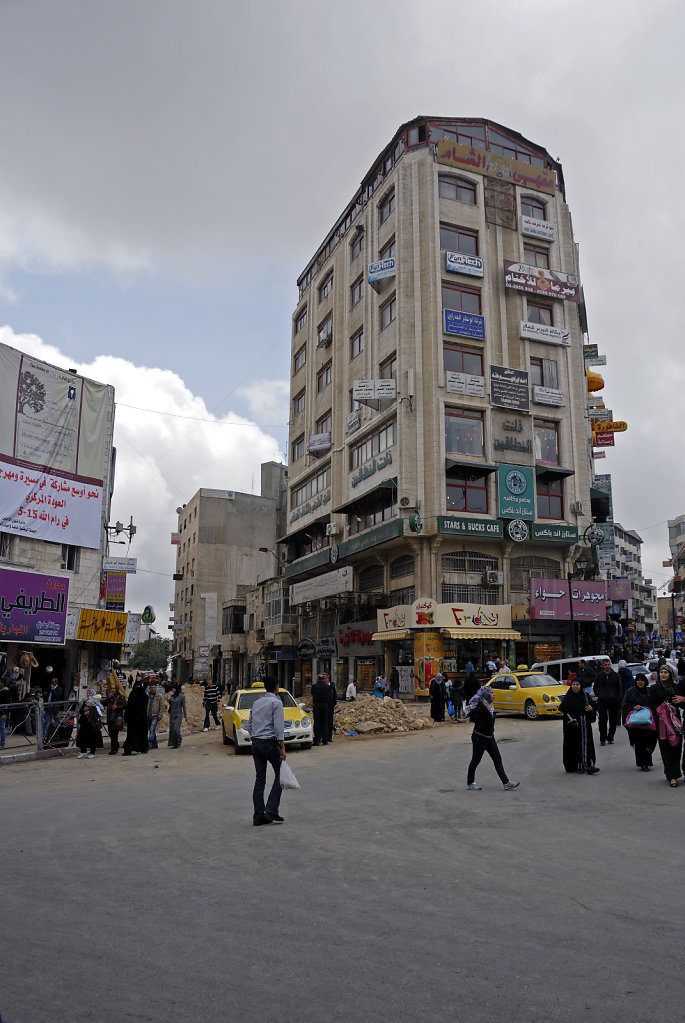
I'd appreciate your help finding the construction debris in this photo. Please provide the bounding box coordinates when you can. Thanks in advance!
[333,692,437,735]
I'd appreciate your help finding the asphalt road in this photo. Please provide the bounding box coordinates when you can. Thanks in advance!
[2,716,683,1023]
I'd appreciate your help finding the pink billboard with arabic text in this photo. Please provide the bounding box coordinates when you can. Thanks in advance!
[530,578,607,621]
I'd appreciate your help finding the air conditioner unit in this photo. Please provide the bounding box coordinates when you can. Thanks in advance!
[570,501,584,515]
[486,571,504,585]
[325,522,339,536]
[317,330,333,348]
[399,496,418,509]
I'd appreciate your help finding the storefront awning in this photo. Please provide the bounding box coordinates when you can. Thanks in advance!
[440,627,521,641]
[371,630,411,641]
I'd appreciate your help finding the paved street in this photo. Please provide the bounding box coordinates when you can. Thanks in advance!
[2,717,683,1023]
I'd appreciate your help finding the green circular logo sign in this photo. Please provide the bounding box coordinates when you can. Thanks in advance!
[505,469,528,496]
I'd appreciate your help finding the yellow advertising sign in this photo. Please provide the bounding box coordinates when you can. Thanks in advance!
[436,140,557,195]
[594,421,627,434]
[76,608,128,644]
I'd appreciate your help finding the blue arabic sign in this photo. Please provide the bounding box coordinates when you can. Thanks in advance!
[443,309,486,340]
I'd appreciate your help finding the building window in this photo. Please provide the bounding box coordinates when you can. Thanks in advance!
[380,294,397,330]
[293,389,306,416]
[442,551,498,573]
[0,532,13,559]
[443,345,483,375]
[294,307,308,334]
[446,472,488,513]
[350,231,364,262]
[380,354,397,381]
[442,283,481,315]
[530,358,558,389]
[61,544,79,572]
[292,465,331,508]
[316,410,332,435]
[521,196,546,220]
[407,124,427,147]
[291,435,305,462]
[293,344,307,373]
[526,302,553,326]
[439,224,478,256]
[523,242,550,269]
[316,361,332,393]
[537,478,563,520]
[445,408,484,457]
[390,585,415,605]
[349,489,397,535]
[390,555,415,579]
[350,275,364,308]
[350,418,396,469]
[442,583,499,605]
[379,236,396,261]
[350,328,364,360]
[318,312,333,344]
[509,557,559,591]
[265,590,283,627]
[438,175,477,205]
[358,565,385,592]
[318,273,333,303]
[534,419,559,465]
[379,188,395,225]
[488,127,545,167]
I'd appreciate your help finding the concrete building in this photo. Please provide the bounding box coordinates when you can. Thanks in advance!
[284,116,596,691]
[170,462,290,686]
[606,523,657,651]
[667,515,685,560]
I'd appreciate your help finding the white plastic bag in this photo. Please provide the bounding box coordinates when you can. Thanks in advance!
[280,760,300,790]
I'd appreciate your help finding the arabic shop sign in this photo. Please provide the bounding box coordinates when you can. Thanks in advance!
[445,371,485,397]
[503,261,580,303]
[104,572,127,612]
[377,598,513,633]
[520,215,555,240]
[445,251,484,278]
[368,257,396,283]
[497,464,535,520]
[436,140,557,195]
[438,516,503,538]
[530,523,578,543]
[0,567,70,645]
[307,432,332,454]
[492,412,533,462]
[350,448,393,489]
[289,489,331,524]
[530,578,607,621]
[353,379,397,401]
[76,608,129,644]
[532,386,564,407]
[444,309,486,340]
[519,321,571,346]
[490,365,530,411]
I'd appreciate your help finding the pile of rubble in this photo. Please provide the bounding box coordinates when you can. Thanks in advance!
[333,692,437,735]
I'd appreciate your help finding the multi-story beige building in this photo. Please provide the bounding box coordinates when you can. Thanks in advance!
[284,117,597,688]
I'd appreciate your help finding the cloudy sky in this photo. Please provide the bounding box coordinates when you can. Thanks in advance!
[1,0,683,631]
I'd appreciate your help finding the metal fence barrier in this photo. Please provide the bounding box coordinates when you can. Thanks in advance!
[0,698,90,753]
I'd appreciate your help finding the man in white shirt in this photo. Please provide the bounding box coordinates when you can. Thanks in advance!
[345,679,357,701]
[247,677,286,826]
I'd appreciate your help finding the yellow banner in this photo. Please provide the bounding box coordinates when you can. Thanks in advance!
[76,608,128,644]
[437,140,556,195]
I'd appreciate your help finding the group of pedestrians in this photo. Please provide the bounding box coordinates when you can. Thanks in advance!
[75,672,188,757]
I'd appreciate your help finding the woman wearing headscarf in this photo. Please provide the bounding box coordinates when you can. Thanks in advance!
[167,684,188,749]
[617,659,634,698]
[558,678,600,775]
[75,689,104,759]
[621,672,657,771]
[649,663,684,787]
[429,673,446,722]
[465,685,519,790]
[104,671,127,756]
[122,677,149,756]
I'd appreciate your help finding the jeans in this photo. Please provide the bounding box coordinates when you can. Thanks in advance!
[148,715,159,747]
[467,734,509,785]
[203,702,219,728]
[251,737,282,822]
[597,699,619,742]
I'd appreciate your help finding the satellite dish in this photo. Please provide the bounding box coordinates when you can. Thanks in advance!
[176,507,183,514]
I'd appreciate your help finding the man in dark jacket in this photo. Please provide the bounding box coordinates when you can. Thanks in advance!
[311,674,331,746]
[594,658,622,746]
[326,673,337,743]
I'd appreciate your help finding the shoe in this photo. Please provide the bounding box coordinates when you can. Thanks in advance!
[215,724,220,730]
[109,750,118,755]
[466,782,481,790]
[77,752,87,759]
[122,751,132,757]
[503,780,520,790]
[203,727,209,732]
[640,766,650,772]
[670,779,678,788]
[607,739,614,744]
[87,753,96,758]
[587,767,600,775]
[600,741,606,746]
[253,815,272,826]
[265,812,284,823]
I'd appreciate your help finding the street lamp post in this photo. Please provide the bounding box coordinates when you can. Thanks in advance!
[568,552,590,657]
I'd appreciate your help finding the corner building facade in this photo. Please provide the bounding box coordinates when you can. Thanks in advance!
[286,117,593,688]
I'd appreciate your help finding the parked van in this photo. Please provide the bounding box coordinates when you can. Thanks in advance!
[529,655,608,684]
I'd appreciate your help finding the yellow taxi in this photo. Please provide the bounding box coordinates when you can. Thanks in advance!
[221,685,313,754]
[488,670,565,719]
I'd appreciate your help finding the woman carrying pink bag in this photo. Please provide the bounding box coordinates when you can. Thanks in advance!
[649,664,684,787]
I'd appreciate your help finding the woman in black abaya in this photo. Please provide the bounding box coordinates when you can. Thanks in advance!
[429,673,446,722]
[649,664,683,787]
[122,677,149,756]
[621,673,657,771]
[558,678,599,775]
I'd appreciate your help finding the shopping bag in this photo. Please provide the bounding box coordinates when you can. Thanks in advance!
[280,760,301,790]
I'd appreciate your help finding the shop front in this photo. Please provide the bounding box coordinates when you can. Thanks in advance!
[335,619,385,691]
